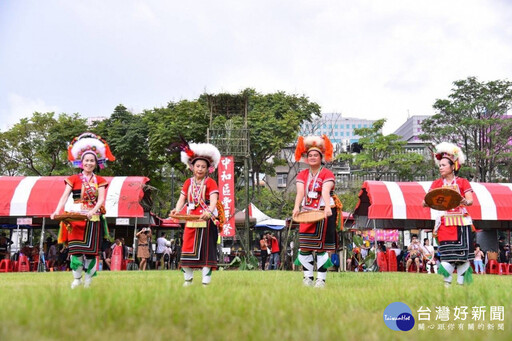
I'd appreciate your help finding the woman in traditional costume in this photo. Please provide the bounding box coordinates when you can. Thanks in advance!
[170,140,223,286]
[292,135,343,288]
[51,133,115,288]
[423,142,474,287]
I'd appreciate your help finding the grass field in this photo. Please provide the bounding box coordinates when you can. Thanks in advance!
[1,270,511,341]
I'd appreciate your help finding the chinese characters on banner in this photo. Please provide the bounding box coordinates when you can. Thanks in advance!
[362,229,399,242]
[218,156,235,237]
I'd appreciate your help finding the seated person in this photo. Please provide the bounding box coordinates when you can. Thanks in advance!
[389,242,402,264]
[405,234,423,273]
[421,238,437,274]
[0,233,13,260]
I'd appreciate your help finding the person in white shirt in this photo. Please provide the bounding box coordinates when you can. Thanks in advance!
[421,238,437,274]
[156,232,171,270]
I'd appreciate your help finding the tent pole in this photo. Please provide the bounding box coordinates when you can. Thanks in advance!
[38,218,46,272]
[281,218,293,270]
[133,217,138,269]
[17,224,21,257]
[373,219,377,271]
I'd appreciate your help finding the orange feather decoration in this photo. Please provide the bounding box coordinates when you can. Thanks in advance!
[322,134,333,162]
[295,136,306,161]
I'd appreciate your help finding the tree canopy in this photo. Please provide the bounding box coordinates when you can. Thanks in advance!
[0,112,88,176]
[420,77,512,182]
[337,119,426,181]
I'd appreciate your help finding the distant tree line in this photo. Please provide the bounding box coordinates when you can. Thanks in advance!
[2,78,511,217]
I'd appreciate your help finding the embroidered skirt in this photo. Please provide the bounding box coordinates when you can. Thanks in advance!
[180,220,218,268]
[299,209,337,252]
[68,220,102,256]
[438,225,475,262]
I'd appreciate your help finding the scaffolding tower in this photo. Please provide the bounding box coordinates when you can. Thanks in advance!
[206,93,252,254]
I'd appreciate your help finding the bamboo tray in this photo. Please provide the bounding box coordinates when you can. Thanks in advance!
[293,210,325,223]
[54,213,88,221]
[169,214,202,221]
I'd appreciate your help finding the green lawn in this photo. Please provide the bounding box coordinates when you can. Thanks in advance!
[1,270,511,341]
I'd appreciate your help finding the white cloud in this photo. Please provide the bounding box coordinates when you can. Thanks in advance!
[1,0,511,135]
[0,93,59,131]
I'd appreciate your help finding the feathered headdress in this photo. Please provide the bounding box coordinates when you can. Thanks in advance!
[434,142,465,172]
[294,135,333,163]
[171,136,221,173]
[67,132,116,169]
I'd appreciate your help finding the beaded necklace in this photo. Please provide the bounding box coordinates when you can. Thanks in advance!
[79,172,98,209]
[305,167,322,206]
[190,177,206,208]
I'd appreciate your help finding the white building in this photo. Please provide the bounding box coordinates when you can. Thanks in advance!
[393,115,432,157]
[87,116,107,126]
[393,115,431,143]
[300,113,377,146]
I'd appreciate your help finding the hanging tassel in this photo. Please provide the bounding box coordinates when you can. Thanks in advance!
[294,256,301,266]
[438,263,451,277]
[103,141,116,161]
[57,221,69,244]
[216,201,226,234]
[463,266,473,285]
[295,136,305,161]
[333,195,344,231]
[67,144,75,162]
[322,134,333,162]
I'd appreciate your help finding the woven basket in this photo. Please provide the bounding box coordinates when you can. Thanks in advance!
[293,210,325,223]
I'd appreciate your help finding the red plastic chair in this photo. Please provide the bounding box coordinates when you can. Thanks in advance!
[18,254,30,272]
[498,263,508,275]
[30,254,40,271]
[0,259,12,272]
[377,252,388,272]
[508,264,512,275]
[408,262,419,272]
[487,260,499,274]
[386,250,397,271]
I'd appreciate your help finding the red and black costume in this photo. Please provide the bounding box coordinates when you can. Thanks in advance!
[180,177,219,269]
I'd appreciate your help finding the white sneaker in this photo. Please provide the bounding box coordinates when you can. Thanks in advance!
[71,279,82,289]
[84,277,92,288]
[183,280,193,287]
[314,279,326,288]
[303,277,314,287]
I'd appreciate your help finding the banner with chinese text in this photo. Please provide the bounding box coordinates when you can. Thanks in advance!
[218,156,235,237]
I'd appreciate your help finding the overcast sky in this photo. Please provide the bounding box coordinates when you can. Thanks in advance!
[1,0,512,134]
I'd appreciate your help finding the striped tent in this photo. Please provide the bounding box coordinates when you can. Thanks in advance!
[353,181,512,230]
[0,176,150,223]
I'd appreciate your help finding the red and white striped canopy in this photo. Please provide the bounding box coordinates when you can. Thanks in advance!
[354,181,512,227]
[0,176,150,218]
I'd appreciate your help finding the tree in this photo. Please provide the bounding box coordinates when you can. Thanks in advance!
[247,91,320,193]
[337,119,426,181]
[206,89,320,202]
[0,112,88,175]
[144,100,210,170]
[420,77,512,182]
[93,105,160,180]
[0,132,19,175]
